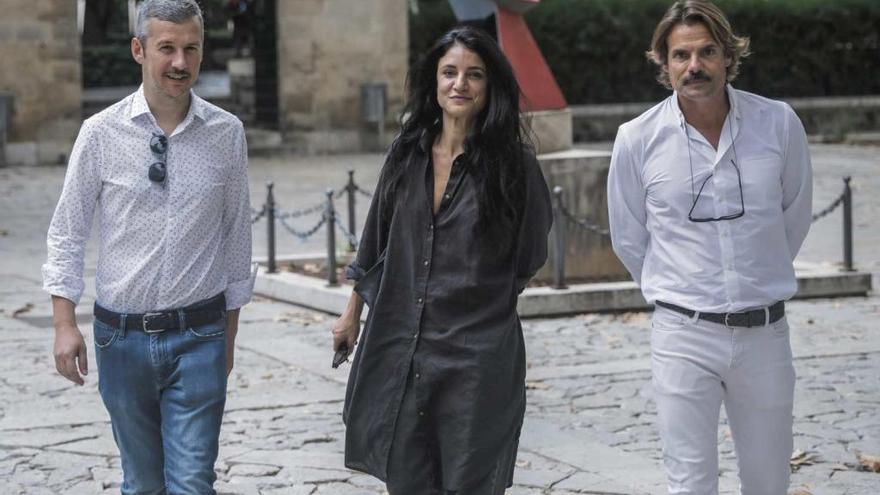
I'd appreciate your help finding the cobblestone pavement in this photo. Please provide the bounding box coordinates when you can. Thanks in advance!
[1,144,878,494]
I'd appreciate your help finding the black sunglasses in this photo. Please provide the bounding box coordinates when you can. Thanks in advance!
[684,116,746,223]
[687,159,745,223]
[149,133,168,184]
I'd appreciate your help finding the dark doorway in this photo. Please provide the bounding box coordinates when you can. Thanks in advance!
[252,0,279,128]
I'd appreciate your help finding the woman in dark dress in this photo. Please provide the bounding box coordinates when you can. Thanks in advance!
[331,26,552,495]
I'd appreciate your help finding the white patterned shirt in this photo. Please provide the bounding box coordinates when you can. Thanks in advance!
[43,86,254,312]
[607,86,812,313]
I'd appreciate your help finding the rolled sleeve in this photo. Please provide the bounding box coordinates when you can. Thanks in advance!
[223,122,254,310]
[347,159,392,283]
[42,118,103,305]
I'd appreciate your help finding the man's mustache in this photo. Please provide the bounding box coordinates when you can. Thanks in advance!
[683,71,711,85]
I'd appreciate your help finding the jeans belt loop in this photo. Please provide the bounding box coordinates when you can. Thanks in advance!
[119,314,127,339]
[178,309,186,333]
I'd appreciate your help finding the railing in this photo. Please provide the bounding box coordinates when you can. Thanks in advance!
[251,170,372,286]
[549,176,856,289]
[254,173,856,289]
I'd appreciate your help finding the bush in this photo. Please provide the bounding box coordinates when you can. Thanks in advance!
[410,0,880,103]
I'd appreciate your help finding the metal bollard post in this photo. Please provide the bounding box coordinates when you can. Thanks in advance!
[326,189,339,286]
[842,176,854,272]
[266,182,277,274]
[552,186,567,290]
[347,169,357,252]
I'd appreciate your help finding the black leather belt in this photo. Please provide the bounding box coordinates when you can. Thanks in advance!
[94,293,226,333]
[655,300,785,328]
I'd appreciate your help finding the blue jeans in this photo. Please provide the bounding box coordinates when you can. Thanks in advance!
[94,308,228,495]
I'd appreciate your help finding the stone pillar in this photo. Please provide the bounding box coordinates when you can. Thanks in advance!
[535,149,629,283]
[228,57,256,126]
[0,0,81,165]
[276,0,408,153]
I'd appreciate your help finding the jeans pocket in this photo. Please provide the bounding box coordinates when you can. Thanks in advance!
[771,316,790,335]
[651,308,690,332]
[188,317,227,341]
[93,321,119,349]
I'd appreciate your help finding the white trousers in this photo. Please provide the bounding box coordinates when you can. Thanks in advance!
[651,306,796,495]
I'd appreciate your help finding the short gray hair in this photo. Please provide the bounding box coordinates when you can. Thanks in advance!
[136,0,204,44]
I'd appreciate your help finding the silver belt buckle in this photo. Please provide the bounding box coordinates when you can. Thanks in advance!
[724,313,733,327]
[142,312,166,333]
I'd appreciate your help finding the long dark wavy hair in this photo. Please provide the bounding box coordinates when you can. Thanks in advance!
[379,26,531,243]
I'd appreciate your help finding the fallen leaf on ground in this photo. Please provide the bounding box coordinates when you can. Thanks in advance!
[830,463,849,471]
[12,303,34,318]
[856,452,880,472]
[789,489,812,495]
[526,380,549,390]
[790,450,817,470]
[515,459,531,468]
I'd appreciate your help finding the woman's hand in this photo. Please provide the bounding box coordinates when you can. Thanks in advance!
[332,312,361,353]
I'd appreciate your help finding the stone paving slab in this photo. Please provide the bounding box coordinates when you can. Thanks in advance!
[2,145,879,493]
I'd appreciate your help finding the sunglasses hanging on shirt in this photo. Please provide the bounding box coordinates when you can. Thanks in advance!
[149,133,168,184]
[684,116,745,223]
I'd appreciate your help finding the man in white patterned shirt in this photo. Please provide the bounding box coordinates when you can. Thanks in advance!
[607,1,811,494]
[42,1,252,492]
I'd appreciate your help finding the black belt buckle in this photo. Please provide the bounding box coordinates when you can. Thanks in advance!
[143,312,169,333]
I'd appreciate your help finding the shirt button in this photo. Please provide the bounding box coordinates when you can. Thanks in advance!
[444,194,450,200]
[412,332,418,339]
[415,373,421,379]
[423,260,429,266]
[419,411,425,417]
[417,297,423,304]
[429,224,434,230]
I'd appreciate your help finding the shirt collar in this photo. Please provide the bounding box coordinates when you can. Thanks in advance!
[129,85,207,132]
[668,83,741,129]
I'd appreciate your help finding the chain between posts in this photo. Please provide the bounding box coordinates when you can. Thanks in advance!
[549,175,857,289]
[252,172,372,278]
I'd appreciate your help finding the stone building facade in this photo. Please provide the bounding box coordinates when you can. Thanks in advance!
[0,0,82,165]
[276,0,408,153]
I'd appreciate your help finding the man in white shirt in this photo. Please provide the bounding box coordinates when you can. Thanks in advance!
[42,1,252,492]
[607,1,812,493]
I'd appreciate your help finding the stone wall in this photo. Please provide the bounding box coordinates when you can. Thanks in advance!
[276,0,408,153]
[0,0,81,165]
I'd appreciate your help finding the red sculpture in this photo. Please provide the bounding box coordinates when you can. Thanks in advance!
[448,0,567,112]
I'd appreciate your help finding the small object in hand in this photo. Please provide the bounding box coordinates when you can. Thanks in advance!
[332,343,350,369]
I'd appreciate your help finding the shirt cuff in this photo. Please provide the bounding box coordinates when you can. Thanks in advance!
[345,262,366,282]
[225,263,258,310]
[41,265,84,306]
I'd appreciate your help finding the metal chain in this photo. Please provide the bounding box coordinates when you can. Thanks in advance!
[250,206,266,224]
[277,211,327,241]
[334,217,359,246]
[811,191,845,223]
[354,184,374,198]
[558,202,611,236]
[275,201,326,220]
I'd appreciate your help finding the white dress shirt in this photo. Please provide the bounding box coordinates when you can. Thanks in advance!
[43,86,253,313]
[607,86,812,313]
